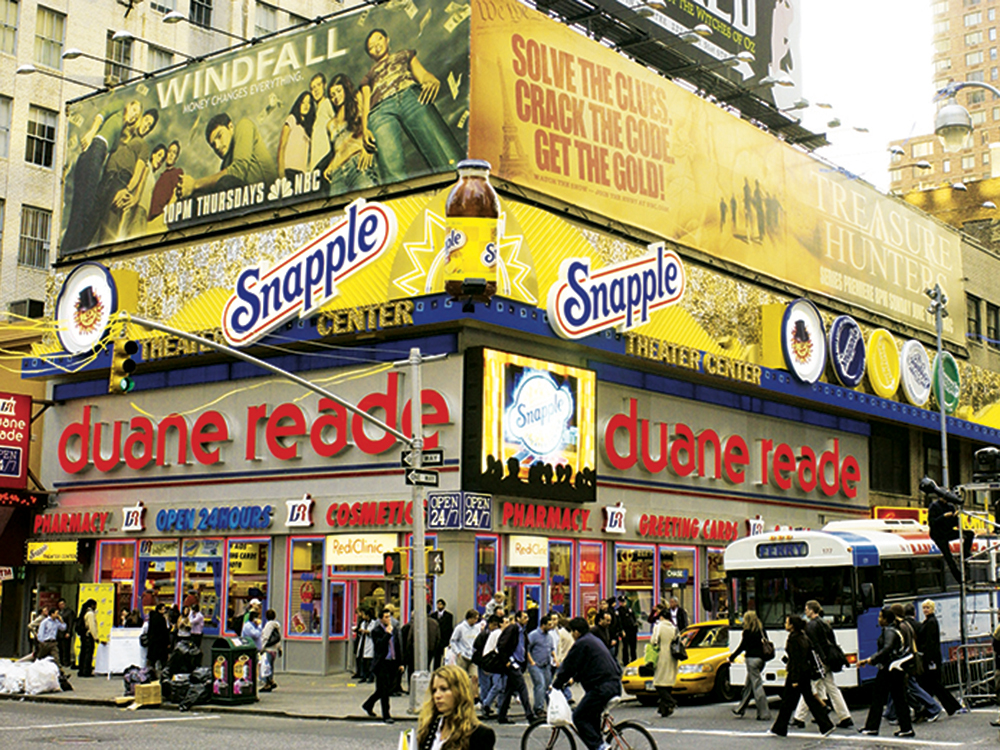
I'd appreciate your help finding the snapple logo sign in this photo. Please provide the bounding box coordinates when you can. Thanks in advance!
[547,243,685,340]
[222,199,397,347]
[505,371,573,457]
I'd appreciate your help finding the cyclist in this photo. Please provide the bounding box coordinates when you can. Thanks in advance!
[551,616,623,750]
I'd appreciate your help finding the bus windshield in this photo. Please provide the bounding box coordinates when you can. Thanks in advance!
[729,566,856,629]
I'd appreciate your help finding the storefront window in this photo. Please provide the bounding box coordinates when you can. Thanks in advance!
[474,535,498,614]
[97,541,136,623]
[357,579,400,619]
[226,538,270,634]
[659,546,697,624]
[181,539,223,636]
[138,540,179,615]
[288,537,323,637]
[404,533,437,617]
[329,582,347,639]
[706,549,728,620]
[548,540,572,616]
[578,541,603,622]
[615,544,655,632]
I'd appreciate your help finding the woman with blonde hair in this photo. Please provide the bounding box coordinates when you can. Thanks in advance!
[728,610,772,721]
[417,665,495,750]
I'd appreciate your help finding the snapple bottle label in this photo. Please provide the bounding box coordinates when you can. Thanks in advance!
[444,159,500,301]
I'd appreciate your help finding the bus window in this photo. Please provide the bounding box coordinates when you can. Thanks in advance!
[730,567,855,628]
[882,559,913,598]
[728,574,757,626]
[914,557,944,594]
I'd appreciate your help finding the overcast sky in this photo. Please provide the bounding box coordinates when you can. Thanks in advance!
[795,1,934,191]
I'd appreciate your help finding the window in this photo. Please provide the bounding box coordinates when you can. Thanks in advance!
[993,47,999,59]
[870,421,909,495]
[0,95,9,157]
[255,1,277,37]
[226,538,270,635]
[932,0,948,12]
[967,30,983,45]
[992,27,998,40]
[8,299,44,318]
[890,149,903,164]
[966,0,981,6]
[97,541,137,618]
[579,541,603,623]
[993,67,999,80]
[18,206,51,269]
[474,536,498,615]
[985,152,991,165]
[969,293,983,339]
[147,45,173,73]
[973,109,988,124]
[936,58,953,72]
[924,433,961,487]
[984,130,992,143]
[967,50,985,65]
[105,30,133,84]
[966,11,983,25]
[0,0,16,55]
[944,159,951,172]
[25,105,56,167]
[970,89,986,104]
[548,540,573,616]
[963,154,977,169]
[913,163,934,178]
[935,39,952,54]
[992,8,997,21]
[912,141,934,158]
[935,20,951,34]
[970,69,987,82]
[150,0,175,12]
[180,539,223,637]
[34,6,64,69]
[190,0,212,28]
[889,168,902,183]
[988,302,999,347]
[288,538,323,636]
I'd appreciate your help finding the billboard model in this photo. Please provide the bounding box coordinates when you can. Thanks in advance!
[60,0,470,255]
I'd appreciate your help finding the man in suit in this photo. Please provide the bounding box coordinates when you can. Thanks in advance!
[362,607,404,724]
[496,610,534,724]
[431,599,454,670]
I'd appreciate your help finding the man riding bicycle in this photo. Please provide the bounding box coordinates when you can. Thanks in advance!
[551,617,623,750]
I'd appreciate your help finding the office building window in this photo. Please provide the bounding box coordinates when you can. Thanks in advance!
[18,206,50,269]
[986,301,1000,348]
[992,27,998,40]
[0,0,16,55]
[969,293,983,339]
[255,2,277,37]
[936,58,952,72]
[971,88,987,103]
[912,141,934,158]
[148,45,173,73]
[967,50,985,65]
[25,105,56,167]
[34,6,64,69]
[9,299,44,319]
[150,1,175,12]
[190,0,212,28]
[933,0,948,12]
[870,422,910,496]
[963,154,977,169]
[985,152,991,165]
[972,109,987,124]
[966,11,983,26]
[0,95,10,158]
[105,30,132,84]
[969,69,986,82]
[967,30,983,45]
[935,20,951,34]
[943,159,951,173]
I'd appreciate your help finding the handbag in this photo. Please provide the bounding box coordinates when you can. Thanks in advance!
[139,631,149,648]
[670,635,688,661]
[547,688,574,727]
[761,636,776,661]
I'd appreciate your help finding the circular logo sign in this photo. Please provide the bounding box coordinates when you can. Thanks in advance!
[932,351,961,414]
[899,340,932,406]
[866,329,900,399]
[55,263,117,355]
[781,298,826,384]
[827,315,866,388]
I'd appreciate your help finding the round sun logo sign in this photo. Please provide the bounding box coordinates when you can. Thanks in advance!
[55,263,118,355]
[781,298,827,384]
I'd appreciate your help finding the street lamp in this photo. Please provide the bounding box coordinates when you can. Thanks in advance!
[926,283,950,489]
[15,63,104,90]
[62,48,147,78]
[162,10,251,43]
[934,81,1000,152]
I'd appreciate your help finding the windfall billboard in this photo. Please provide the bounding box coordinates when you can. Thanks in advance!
[60,0,471,255]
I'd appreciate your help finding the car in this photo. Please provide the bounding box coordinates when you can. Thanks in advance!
[621,619,735,705]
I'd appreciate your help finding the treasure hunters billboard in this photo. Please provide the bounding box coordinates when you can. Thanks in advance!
[60,0,471,255]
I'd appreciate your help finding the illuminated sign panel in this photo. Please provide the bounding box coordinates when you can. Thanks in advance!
[464,348,596,502]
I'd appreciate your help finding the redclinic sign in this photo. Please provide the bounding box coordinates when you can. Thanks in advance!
[603,397,862,499]
[0,393,31,490]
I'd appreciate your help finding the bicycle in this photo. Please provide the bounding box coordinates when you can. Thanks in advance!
[520,696,658,750]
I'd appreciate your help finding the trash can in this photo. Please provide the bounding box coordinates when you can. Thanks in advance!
[210,636,258,705]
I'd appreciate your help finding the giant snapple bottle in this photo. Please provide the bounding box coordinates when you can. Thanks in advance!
[443,159,499,301]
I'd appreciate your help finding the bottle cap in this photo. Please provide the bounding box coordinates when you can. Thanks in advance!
[456,159,492,172]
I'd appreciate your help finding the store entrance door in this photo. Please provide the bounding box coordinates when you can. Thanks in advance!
[504,581,545,628]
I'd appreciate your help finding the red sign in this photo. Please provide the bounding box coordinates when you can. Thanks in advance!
[604,398,861,498]
[326,500,413,528]
[500,502,592,532]
[56,373,450,474]
[638,514,740,542]
[34,511,111,535]
[0,393,31,490]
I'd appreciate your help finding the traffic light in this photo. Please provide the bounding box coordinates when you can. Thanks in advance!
[109,339,139,394]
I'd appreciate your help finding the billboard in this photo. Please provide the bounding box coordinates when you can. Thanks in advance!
[0,393,31,490]
[469,0,966,345]
[463,348,597,503]
[60,0,470,255]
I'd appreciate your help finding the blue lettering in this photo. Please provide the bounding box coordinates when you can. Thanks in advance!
[282,265,302,305]
[260,276,282,319]
[304,247,325,310]
[156,509,169,532]
[358,213,378,255]
[563,260,591,328]
[230,269,261,335]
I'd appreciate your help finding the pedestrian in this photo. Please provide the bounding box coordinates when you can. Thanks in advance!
[28,607,46,657]
[925,477,974,582]
[916,599,963,716]
[189,603,205,651]
[431,599,455,670]
[495,609,534,724]
[450,609,482,699]
[553,615,575,705]
[260,608,282,692]
[77,599,99,678]
[884,602,941,723]
[147,602,171,672]
[402,609,440,685]
[56,598,76,669]
[416,665,496,749]
[616,595,639,665]
[858,606,914,738]
[473,614,505,717]
[352,608,369,679]
[484,591,506,618]
[527,613,556,719]
[591,610,614,652]
[176,605,192,642]
[362,606,404,724]
[241,603,263,650]
[666,596,688,632]
[769,614,834,737]
[36,607,66,667]
[790,600,851,729]
[728,610,771,721]
[650,605,678,717]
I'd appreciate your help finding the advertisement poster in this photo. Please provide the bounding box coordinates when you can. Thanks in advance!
[0,393,30,490]
[60,0,471,255]
[469,0,965,345]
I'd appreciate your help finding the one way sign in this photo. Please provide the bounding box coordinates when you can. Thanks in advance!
[405,469,439,487]
[401,449,444,467]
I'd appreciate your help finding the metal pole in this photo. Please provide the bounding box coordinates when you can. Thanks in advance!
[408,347,430,712]
[934,286,950,490]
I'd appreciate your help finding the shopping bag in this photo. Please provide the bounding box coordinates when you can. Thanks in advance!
[547,688,574,727]
[397,728,415,750]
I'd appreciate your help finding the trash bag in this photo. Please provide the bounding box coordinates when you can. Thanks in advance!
[1,663,27,694]
[159,667,172,702]
[190,667,211,686]
[24,658,61,695]
[167,641,201,676]
[168,674,191,707]
[178,670,212,711]
[123,664,156,696]
[0,659,14,680]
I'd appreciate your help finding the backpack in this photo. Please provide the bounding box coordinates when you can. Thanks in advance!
[819,620,847,673]
[479,628,506,674]
[471,628,489,667]
[75,612,88,637]
[264,626,282,649]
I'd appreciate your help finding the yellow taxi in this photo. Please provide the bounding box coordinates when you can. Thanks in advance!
[621,619,734,704]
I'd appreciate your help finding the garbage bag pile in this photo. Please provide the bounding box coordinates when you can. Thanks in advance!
[0,657,61,695]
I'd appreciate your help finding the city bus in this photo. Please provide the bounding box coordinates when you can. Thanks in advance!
[723,519,997,690]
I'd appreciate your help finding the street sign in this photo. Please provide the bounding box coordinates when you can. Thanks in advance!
[405,469,439,487]
[427,492,462,530]
[427,549,445,575]
[401,449,444,467]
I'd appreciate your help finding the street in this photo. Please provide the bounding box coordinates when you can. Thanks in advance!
[1,696,997,749]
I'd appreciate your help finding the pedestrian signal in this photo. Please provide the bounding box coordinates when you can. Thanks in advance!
[427,549,444,576]
[383,551,404,579]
